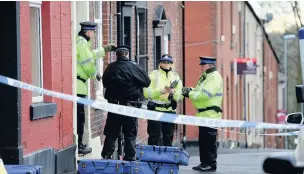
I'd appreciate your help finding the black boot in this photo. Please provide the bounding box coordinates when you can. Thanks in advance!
[101,155,112,160]
[78,143,92,155]
[192,163,217,172]
[83,144,92,151]
[123,156,136,162]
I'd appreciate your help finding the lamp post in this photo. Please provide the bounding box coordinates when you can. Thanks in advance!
[299,28,304,113]
[283,33,297,149]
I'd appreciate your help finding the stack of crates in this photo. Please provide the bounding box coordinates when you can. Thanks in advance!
[134,144,190,173]
[77,144,190,174]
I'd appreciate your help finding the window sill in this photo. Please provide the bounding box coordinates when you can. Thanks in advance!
[30,102,57,121]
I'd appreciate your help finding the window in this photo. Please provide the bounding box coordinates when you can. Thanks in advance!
[155,36,162,69]
[30,1,43,103]
[124,16,132,56]
[136,8,148,72]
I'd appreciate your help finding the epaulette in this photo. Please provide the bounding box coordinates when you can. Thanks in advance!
[171,71,179,76]
[151,69,159,74]
[149,70,159,76]
[76,37,87,45]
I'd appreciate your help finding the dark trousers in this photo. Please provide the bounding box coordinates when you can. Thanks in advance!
[199,126,218,166]
[102,112,138,161]
[77,94,86,145]
[147,111,176,146]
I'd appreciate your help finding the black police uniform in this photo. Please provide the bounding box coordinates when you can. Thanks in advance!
[101,46,151,161]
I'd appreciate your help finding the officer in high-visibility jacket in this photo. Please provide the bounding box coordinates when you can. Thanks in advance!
[182,56,223,172]
[76,21,116,155]
[143,54,183,146]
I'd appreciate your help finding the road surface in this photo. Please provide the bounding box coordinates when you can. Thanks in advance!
[180,147,293,174]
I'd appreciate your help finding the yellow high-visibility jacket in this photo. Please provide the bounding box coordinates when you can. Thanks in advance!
[144,68,183,112]
[76,35,105,95]
[189,67,223,119]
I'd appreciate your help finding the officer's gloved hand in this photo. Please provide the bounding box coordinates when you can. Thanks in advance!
[96,72,102,81]
[182,87,192,98]
[103,44,116,52]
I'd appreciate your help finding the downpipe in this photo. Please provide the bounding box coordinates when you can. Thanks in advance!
[116,1,123,160]
[181,1,186,150]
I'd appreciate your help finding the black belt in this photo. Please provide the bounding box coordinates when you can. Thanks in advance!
[155,103,171,109]
[108,99,142,108]
[108,99,128,105]
[147,101,172,111]
[77,76,86,83]
[197,106,222,113]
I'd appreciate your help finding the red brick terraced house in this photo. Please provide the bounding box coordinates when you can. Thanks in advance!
[0,1,75,174]
[184,1,280,148]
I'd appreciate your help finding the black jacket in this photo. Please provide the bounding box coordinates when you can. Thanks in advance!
[102,56,151,102]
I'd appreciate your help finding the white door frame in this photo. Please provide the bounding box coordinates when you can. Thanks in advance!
[71,1,90,161]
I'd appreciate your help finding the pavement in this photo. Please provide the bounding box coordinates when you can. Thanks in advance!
[179,147,294,174]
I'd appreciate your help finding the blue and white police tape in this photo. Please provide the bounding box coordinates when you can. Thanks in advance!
[0,75,303,130]
[216,128,299,136]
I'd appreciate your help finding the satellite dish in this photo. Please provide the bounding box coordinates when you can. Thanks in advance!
[266,13,273,22]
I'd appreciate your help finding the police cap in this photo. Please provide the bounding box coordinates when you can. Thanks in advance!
[160,54,173,63]
[199,56,216,65]
[80,21,98,31]
[115,45,130,53]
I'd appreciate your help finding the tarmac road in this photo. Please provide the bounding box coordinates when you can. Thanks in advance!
[180,147,293,174]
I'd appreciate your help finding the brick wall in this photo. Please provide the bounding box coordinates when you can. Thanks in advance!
[184,1,217,141]
[20,1,73,155]
[184,1,244,145]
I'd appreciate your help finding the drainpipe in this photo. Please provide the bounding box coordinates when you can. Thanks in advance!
[109,2,113,62]
[117,2,122,46]
[242,2,247,148]
[181,1,186,149]
[135,6,139,64]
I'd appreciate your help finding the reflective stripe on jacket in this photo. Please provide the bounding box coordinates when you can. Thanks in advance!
[143,68,183,112]
[189,68,223,119]
[76,35,105,95]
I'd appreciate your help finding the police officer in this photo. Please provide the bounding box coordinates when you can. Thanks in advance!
[101,45,151,161]
[182,57,223,172]
[76,21,116,155]
[143,54,183,146]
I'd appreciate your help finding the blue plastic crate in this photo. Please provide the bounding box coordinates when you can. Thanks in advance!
[135,144,190,166]
[77,159,129,174]
[5,165,42,174]
[129,161,179,174]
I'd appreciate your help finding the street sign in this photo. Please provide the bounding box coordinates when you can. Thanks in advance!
[236,58,257,75]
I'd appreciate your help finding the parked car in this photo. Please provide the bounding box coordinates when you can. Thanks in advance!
[263,85,304,174]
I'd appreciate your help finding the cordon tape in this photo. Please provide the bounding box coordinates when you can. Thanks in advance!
[0,75,303,136]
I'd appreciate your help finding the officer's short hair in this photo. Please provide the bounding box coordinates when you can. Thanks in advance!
[115,46,130,56]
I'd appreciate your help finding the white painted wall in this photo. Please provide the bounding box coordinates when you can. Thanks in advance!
[71,1,104,159]
[70,0,77,166]
[245,5,264,148]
